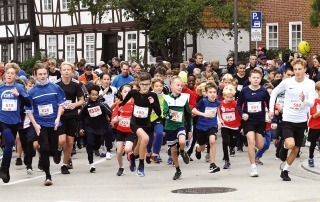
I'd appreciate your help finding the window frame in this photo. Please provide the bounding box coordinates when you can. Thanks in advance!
[126,32,137,61]
[1,44,10,62]
[289,21,302,52]
[61,0,71,11]
[65,35,75,63]
[47,36,57,58]
[19,0,28,20]
[43,0,52,11]
[84,34,95,65]
[266,23,278,50]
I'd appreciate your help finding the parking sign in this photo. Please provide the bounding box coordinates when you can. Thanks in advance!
[251,11,262,29]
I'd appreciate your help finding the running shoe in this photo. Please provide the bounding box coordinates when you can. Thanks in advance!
[26,167,34,175]
[146,154,151,164]
[230,147,235,157]
[250,167,258,177]
[15,158,23,166]
[180,150,190,164]
[167,156,173,165]
[44,179,52,186]
[255,158,263,165]
[106,152,112,160]
[90,164,96,173]
[128,152,136,172]
[0,167,10,183]
[280,170,291,181]
[150,156,161,164]
[67,158,73,169]
[308,159,315,167]
[209,163,220,173]
[100,153,106,157]
[53,150,62,164]
[205,153,210,163]
[173,170,182,180]
[61,165,70,174]
[136,165,145,177]
[223,161,231,169]
[195,145,201,160]
[116,168,124,176]
[94,150,100,156]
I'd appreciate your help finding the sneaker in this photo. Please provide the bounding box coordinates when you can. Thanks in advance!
[61,165,70,174]
[106,152,112,160]
[279,146,288,162]
[38,160,44,172]
[180,150,190,164]
[150,156,161,164]
[209,163,220,173]
[94,150,100,156]
[0,167,10,183]
[100,153,106,157]
[173,170,182,180]
[90,164,96,173]
[275,152,280,160]
[116,168,124,176]
[230,148,235,156]
[26,168,34,175]
[167,156,173,165]
[223,161,231,169]
[280,170,291,181]
[255,158,263,165]
[237,147,243,152]
[128,153,136,172]
[308,159,315,167]
[205,153,210,163]
[250,167,258,177]
[44,179,53,186]
[146,154,151,164]
[53,150,62,164]
[195,146,201,160]
[67,158,73,169]
[136,165,145,177]
[15,158,23,166]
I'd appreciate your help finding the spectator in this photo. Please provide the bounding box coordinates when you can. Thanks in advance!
[78,65,98,84]
[111,61,134,89]
[187,53,204,74]
[226,56,236,75]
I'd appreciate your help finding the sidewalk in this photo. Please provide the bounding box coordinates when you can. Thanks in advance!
[301,156,320,175]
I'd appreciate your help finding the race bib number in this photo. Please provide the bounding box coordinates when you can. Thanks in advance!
[247,102,261,113]
[276,98,284,107]
[222,112,235,121]
[237,85,243,91]
[133,105,148,118]
[2,99,17,111]
[48,76,57,82]
[205,107,217,117]
[119,117,130,127]
[38,104,54,116]
[88,106,102,117]
[63,100,72,109]
[170,110,183,122]
[289,99,302,111]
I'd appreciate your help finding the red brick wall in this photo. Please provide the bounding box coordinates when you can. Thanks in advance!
[252,0,320,60]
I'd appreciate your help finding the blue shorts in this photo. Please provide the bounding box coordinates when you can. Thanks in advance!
[165,127,186,147]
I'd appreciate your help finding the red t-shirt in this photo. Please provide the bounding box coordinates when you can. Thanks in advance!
[182,87,197,110]
[308,98,320,129]
[112,99,134,133]
[219,100,241,129]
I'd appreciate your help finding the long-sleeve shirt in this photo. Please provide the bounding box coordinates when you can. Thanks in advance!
[269,77,315,123]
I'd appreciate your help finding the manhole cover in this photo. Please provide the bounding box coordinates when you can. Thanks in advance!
[171,187,237,194]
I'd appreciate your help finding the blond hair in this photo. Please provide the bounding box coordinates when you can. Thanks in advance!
[5,63,20,74]
[196,82,206,96]
[221,73,233,81]
[60,61,75,71]
[48,58,57,67]
[223,84,236,96]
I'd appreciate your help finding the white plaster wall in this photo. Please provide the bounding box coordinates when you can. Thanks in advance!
[60,13,72,27]
[39,35,46,50]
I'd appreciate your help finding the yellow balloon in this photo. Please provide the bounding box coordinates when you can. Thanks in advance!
[298,41,311,55]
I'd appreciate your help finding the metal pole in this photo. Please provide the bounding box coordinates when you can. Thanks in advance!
[13,0,17,61]
[234,0,238,63]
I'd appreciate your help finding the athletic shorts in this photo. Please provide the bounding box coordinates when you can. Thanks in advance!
[130,123,150,135]
[116,131,136,143]
[196,127,218,146]
[242,121,265,136]
[282,121,307,147]
[57,116,78,137]
[165,127,186,147]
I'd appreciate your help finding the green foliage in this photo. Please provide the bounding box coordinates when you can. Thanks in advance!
[20,52,43,75]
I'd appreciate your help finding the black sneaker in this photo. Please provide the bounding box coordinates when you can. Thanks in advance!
[117,168,124,176]
[53,150,62,164]
[90,165,96,173]
[0,167,10,183]
[230,148,235,156]
[67,158,73,169]
[146,154,151,164]
[15,158,23,166]
[280,170,291,181]
[279,146,288,162]
[61,165,70,174]
[180,150,190,164]
[94,150,100,156]
[195,146,201,160]
[209,163,220,173]
[38,160,44,172]
[173,170,182,180]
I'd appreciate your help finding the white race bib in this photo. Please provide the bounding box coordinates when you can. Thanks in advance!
[247,102,261,113]
[119,117,130,127]
[222,112,236,121]
[38,104,54,116]
[289,99,302,111]
[63,100,72,109]
[276,98,284,107]
[2,99,17,111]
[205,107,217,117]
[170,109,183,122]
[88,106,102,117]
[133,105,148,118]
[237,85,243,91]
[48,76,58,82]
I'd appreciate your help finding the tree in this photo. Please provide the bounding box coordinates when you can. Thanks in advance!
[310,0,320,27]
[70,0,256,63]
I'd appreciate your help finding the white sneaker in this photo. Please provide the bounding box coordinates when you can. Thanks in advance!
[106,152,112,160]
[250,167,258,177]
[27,168,34,175]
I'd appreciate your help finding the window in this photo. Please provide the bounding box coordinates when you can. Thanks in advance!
[24,42,32,60]
[20,0,28,20]
[289,22,302,52]
[85,35,95,64]
[0,2,4,22]
[266,23,278,49]
[44,0,52,11]
[1,44,10,62]
[66,35,75,63]
[7,3,14,21]
[127,33,137,61]
[62,0,71,10]
[16,44,21,62]
[47,36,57,58]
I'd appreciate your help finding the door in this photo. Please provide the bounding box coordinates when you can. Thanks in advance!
[101,34,118,63]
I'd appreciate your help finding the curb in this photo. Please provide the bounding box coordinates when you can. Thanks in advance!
[301,160,320,175]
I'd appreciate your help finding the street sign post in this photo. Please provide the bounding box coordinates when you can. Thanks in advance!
[251,11,262,51]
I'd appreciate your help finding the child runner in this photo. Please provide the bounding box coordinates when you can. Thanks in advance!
[192,82,221,173]
[111,84,135,176]
[79,84,112,173]
[164,76,193,180]
[218,84,241,169]
[119,72,161,177]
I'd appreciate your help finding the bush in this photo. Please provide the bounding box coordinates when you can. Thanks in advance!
[20,51,44,75]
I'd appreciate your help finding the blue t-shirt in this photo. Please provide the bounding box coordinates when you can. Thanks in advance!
[0,83,29,124]
[26,82,66,127]
[111,74,134,89]
[195,98,220,131]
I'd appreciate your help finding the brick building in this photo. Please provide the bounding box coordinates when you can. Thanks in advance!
[252,0,320,59]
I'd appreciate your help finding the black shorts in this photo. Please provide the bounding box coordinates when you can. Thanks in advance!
[130,123,150,135]
[165,127,186,147]
[307,128,320,143]
[242,121,265,136]
[116,131,136,143]
[282,121,307,147]
[57,116,78,137]
[196,127,218,146]
[221,127,238,142]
